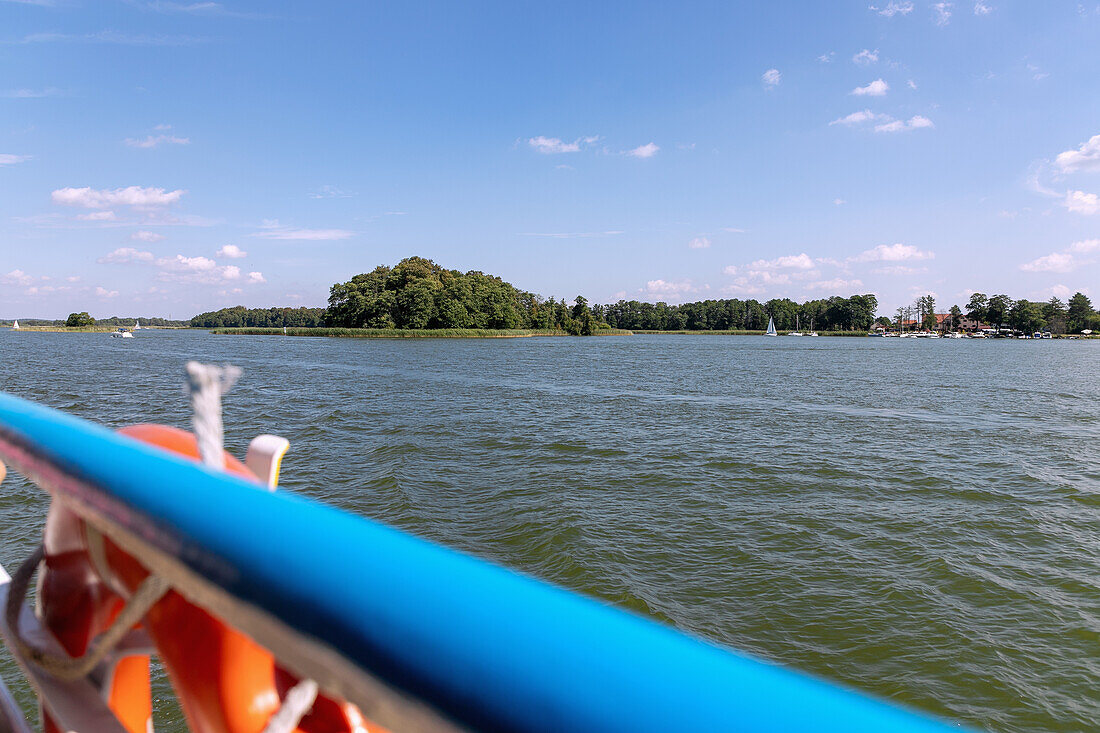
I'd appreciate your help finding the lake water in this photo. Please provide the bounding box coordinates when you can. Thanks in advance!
[1,329,1098,732]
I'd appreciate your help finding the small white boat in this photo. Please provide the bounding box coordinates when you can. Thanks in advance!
[11,320,18,330]
[765,317,777,337]
[787,315,803,336]
[111,328,134,339]
[133,319,141,330]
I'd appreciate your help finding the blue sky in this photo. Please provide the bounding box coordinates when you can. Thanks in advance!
[1,1,1098,319]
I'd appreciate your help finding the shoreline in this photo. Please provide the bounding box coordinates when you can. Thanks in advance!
[209,327,635,338]
[5,326,188,333]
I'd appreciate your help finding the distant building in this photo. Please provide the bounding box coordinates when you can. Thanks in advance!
[933,313,986,332]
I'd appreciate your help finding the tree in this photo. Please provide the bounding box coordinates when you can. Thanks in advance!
[986,294,1013,332]
[1068,292,1094,333]
[1008,299,1044,334]
[65,312,95,327]
[966,292,988,325]
[570,296,594,336]
[895,306,907,332]
[1042,297,1067,335]
[948,305,962,331]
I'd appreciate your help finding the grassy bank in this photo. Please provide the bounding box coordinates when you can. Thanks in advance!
[210,327,634,338]
[630,329,868,336]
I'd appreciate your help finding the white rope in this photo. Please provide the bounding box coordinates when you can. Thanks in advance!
[6,545,170,681]
[262,678,319,733]
[184,361,241,468]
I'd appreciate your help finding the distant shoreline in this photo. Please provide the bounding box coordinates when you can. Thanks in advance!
[209,327,635,338]
[6,325,188,333]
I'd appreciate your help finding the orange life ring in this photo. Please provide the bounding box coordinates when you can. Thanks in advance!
[36,424,377,733]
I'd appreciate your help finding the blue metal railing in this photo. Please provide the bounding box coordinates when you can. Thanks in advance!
[0,392,968,732]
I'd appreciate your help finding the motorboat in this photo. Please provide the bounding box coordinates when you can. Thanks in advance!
[111,328,134,339]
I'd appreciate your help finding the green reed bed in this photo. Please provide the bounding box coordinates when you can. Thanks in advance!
[211,327,634,338]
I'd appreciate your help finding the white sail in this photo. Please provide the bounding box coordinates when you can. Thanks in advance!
[11,320,18,330]
[765,317,777,336]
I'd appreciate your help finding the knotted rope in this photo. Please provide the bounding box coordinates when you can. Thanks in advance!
[185,361,241,468]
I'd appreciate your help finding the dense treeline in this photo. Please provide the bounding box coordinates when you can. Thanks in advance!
[964,291,1098,334]
[189,306,326,328]
[324,257,599,334]
[599,294,879,332]
[4,316,189,327]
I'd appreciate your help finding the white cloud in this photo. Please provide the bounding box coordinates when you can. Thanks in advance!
[221,265,241,280]
[1020,252,1075,273]
[722,227,746,233]
[66,276,81,283]
[250,220,353,240]
[1056,134,1100,173]
[1018,239,1099,275]
[688,236,711,249]
[762,69,781,87]
[137,1,261,18]
[217,244,247,258]
[723,265,739,276]
[872,265,928,275]
[1,87,63,98]
[95,286,119,298]
[0,154,31,166]
[526,135,598,154]
[830,109,889,126]
[98,247,155,264]
[1,270,33,286]
[642,279,702,301]
[834,198,847,205]
[157,254,216,272]
[517,231,623,238]
[1065,190,1100,215]
[974,2,992,15]
[875,115,933,132]
[853,49,879,65]
[818,51,835,63]
[247,271,265,283]
[627,142,659,158]
[125,134,190,148]
[749,253,816,270]
[77,211,117,221]
[933,2,953,25]
[852,243,934,262]
[131,230,165,242]
[851,79,889,96]
[907,79,918,89]
[52,186,185,209]
[806,278,864,291]
[871,2,914,17]
[309,185,354,199]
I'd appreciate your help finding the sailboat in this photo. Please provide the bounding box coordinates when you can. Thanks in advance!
[787,314,803,337]
[808,317,819,337]
[11,320,19,330]
[765,317,777,336]
[133,318,141,330]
